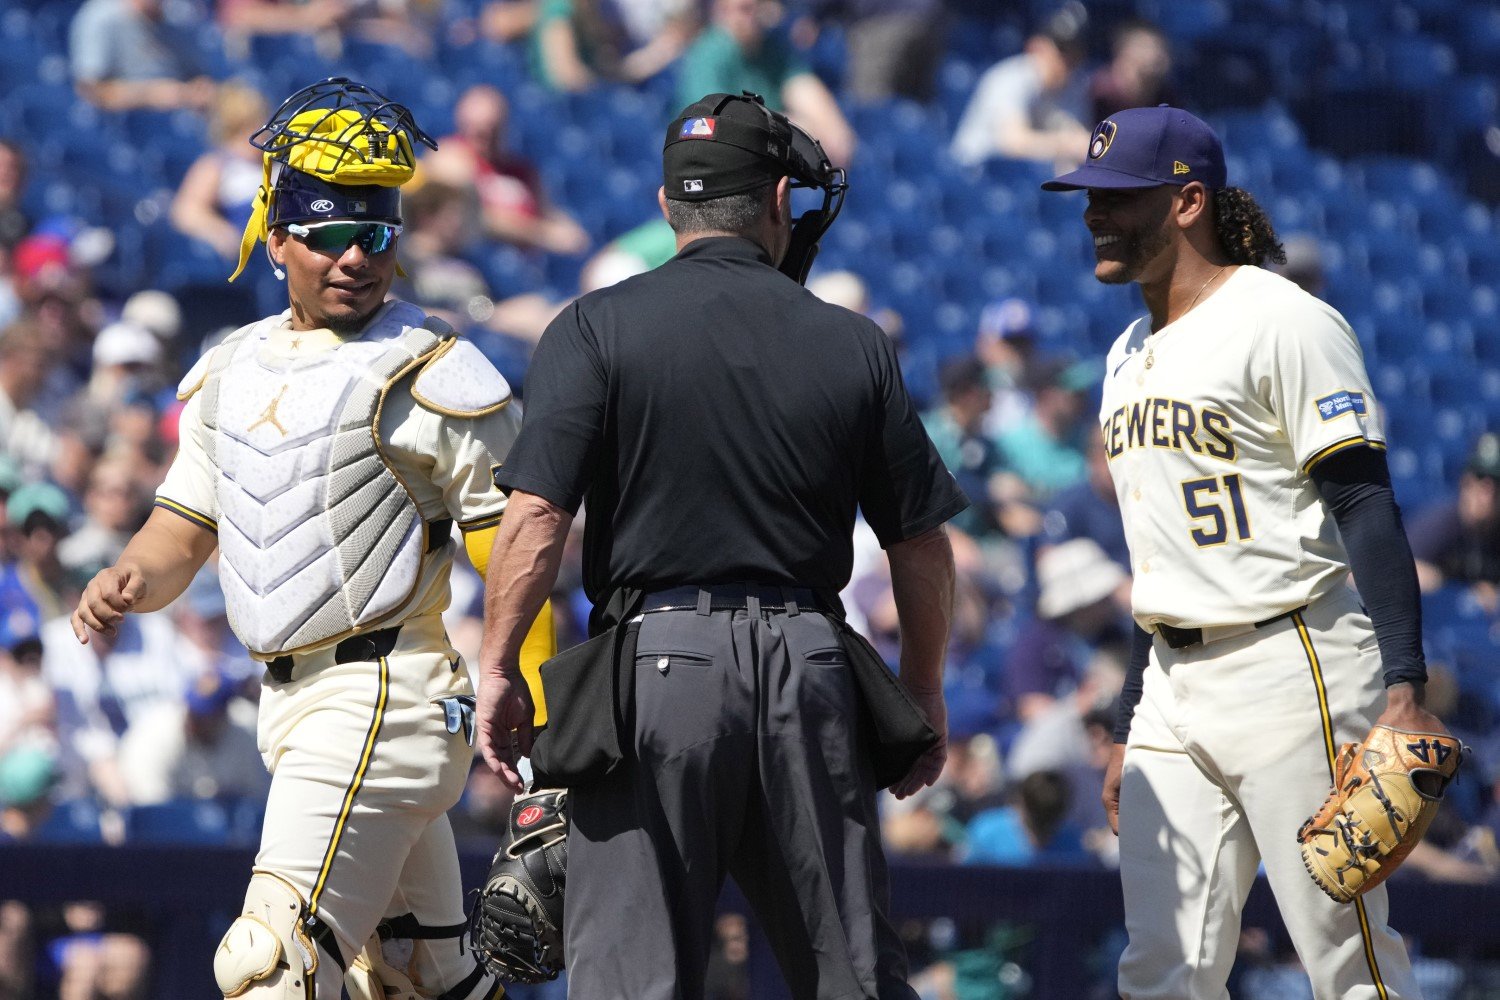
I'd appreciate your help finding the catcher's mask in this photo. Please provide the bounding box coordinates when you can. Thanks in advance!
[663,92,848,285]
[230,76,437,281]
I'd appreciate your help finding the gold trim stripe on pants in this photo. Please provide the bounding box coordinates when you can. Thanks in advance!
[1294,612,1389,1000]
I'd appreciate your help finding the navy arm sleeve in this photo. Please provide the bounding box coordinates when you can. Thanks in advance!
[492,301,608,514]
[1309,445,1427,688]
[1113,624,1152,744]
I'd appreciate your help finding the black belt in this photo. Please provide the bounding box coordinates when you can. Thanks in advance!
[642,584,819,616]
[427,518,453,551]
[266,625,403,683]
[1156,606,1306,650]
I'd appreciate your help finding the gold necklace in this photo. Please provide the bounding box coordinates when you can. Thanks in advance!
[1145,266,1227,371]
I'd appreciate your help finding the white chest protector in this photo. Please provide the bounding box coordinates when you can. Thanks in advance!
[192,302,447,657]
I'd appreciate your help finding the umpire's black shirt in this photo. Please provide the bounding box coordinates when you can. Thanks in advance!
[496,236,967,626]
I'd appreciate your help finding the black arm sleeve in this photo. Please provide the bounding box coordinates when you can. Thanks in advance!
[1309,445,1427,688]
[1114,624,1152,744]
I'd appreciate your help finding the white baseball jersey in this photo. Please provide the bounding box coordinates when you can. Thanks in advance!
[1099,265,1385,630]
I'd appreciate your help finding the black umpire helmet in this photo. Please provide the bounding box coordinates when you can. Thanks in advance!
[663,92,847,285]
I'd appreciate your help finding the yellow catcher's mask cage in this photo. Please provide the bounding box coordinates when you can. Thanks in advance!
[231,77,437,281]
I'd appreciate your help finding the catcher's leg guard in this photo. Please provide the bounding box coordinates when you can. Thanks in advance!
[345,917,500,1000]
[345,935,421,1000]
[214,873,318,999]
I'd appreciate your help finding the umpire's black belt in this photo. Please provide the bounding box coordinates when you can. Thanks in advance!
[266,625,403,683]
[643,583,820,616]
[1156,605,1306,650]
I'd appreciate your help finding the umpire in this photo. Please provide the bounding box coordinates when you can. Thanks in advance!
[476,92,967,998]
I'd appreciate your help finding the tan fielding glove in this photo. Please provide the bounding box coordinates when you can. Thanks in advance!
[1297,724,1465,903]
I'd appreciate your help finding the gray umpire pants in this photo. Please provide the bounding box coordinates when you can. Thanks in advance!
[564,586,917,1000]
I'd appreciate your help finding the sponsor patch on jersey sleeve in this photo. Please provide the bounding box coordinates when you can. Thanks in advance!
[1314,390,1367,422]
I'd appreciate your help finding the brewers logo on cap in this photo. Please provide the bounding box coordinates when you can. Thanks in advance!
[1089,121,1117,160]
[680,117,717,139]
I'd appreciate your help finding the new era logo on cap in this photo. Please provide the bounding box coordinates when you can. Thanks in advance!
[1173,161,1190,175]
[680,117,716,139]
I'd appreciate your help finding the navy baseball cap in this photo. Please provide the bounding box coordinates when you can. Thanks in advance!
[1042,105,1226,192]
[269,164,402,227]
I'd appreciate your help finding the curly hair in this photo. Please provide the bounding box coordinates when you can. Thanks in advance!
[1213,187,1286,267]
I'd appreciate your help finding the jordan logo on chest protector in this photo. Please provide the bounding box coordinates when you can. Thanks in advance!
[247,385,290,437]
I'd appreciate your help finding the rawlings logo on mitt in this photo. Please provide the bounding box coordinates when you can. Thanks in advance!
[1297,724,1464,904]
[469,788,568,983]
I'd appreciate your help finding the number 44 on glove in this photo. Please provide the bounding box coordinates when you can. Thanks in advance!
[470,788,568,984]
[1298,724,1466,904]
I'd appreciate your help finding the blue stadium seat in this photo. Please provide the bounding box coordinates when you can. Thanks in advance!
[1385,445,1427,506]
[1455,3,1500,75]
[1266,148,1341,199]
[247,33,335,84]
[473,244,544,297]
[1139,0,1230,41]
[125,799,232,845]
[1371,35,1457,91]
[1355,156,1449,200]
[1294,86,1432,158]
[1464,240,1500,285]
[0,11,44,89]
[1443,75,1499,131]
[33,798,105,844]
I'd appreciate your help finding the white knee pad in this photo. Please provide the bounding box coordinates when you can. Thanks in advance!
[214,872,319,999]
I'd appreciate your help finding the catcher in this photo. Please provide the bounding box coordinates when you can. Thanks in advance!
[72,76,554,1000]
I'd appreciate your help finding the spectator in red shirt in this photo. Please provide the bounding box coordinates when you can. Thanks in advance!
[424,84,591,256]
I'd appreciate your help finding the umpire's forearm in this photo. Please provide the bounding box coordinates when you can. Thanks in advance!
[480,491,572,677]
[886,525,955,692]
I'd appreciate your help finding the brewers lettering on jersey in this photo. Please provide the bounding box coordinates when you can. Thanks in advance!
[1099,267,1383,629]
[1043,106,1448,1000]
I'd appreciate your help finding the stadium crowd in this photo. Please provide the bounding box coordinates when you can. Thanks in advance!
[2,0,1500,996]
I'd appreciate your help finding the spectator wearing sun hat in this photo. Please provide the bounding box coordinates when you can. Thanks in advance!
[1004,538,1131,725]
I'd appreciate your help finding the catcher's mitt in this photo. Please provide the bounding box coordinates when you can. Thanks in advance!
[469,788,567,983]
[1297,724,1464,903]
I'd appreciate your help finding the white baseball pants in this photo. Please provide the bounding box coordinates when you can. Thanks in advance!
[1118,586,1422,1000]
[253,615,482,998]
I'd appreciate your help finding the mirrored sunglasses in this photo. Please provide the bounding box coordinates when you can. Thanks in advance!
[286,221,402,256]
